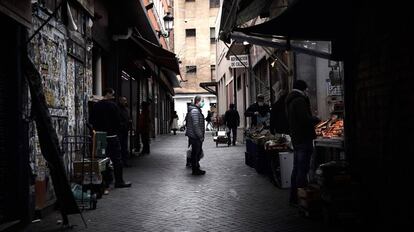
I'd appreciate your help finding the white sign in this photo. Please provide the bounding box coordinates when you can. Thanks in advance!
[230,55,249,68]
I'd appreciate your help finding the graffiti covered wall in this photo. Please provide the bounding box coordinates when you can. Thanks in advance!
[27,5,93,210]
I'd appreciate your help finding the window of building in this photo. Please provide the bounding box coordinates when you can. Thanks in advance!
[209,0,220,8]
[210,65,216,80]
[186,29,196,37]
[186,65,197,74]
[210,27,216,43]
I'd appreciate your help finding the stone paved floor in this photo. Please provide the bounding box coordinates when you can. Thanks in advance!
[24,132,345,232]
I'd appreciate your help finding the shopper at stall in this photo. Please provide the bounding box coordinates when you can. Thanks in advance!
[286,80,320,205]
[185,96,206,175]
[224,103,240,146]
[138,101,151,155]
[90,88,131,188]
[245,94,270,127]
[118,96,131,167]
[270,90,289,135]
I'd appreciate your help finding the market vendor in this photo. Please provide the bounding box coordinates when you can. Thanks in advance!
[245,94,270,127]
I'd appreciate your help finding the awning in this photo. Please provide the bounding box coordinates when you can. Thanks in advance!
[131,36,181,75]
[199,82,218,95]
[219,0,349,60]
[235,0,349,42]
[0,0,31,28]
[230,31,332,60]
[113,0,160,45]
[219,0,274,42]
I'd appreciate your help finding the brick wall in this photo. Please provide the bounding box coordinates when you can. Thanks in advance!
[348,3,414,228]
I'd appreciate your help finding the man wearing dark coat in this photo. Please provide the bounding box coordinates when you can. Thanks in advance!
[90,88,131,188]
[270,90,289,135]
[245,94,270,127]
[224,103,240,145]
[286,80,320,205]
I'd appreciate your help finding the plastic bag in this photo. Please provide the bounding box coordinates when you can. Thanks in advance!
[186,145,204,160]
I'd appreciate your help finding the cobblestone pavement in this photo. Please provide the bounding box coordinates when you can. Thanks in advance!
[25,132,344,232]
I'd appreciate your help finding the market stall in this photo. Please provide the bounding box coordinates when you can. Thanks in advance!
[244,126,293,188]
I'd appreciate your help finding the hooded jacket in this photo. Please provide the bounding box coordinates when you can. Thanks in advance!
[185,104,205,140]
[285,90,319,146]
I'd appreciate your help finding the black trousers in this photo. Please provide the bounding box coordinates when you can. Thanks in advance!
[189,138,202,171]
[141,132,150,153]
[226,127,237,144]
[119,131,129,164]
[106,136,124,184]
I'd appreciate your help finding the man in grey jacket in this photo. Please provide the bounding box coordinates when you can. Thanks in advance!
[185,96,206,175]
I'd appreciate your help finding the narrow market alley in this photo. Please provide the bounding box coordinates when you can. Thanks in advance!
[25,132,339,232]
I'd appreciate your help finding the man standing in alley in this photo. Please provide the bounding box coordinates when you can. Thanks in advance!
[286,80,320,205]
[118,96,131,167]
[224,103,240,146]
[245,94,270,127]
[185,96,206,175]
[91,88,131,188]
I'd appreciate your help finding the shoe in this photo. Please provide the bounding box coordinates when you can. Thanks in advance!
[114,181,132,188]
[103,189,109,195]
[192,169,206,175]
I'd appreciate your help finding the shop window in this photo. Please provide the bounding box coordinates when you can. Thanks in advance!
[186,65,197,75]
[209,0,220,8]
[186,29,196,37]
[210,27,216,43]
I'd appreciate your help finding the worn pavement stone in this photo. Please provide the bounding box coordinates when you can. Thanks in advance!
[24,132,345,232]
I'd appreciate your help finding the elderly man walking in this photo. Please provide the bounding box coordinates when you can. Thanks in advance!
[185,96,206,175]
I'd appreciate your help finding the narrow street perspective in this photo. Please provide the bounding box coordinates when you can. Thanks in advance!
[26,133,331,232]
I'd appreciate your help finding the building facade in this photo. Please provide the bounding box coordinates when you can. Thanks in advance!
[173,0,220,125]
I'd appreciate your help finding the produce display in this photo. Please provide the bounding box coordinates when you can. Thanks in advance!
[315,117,344,138]
[246,128,292,151]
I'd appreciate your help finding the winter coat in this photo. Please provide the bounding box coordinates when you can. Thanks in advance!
[245,102,270,126]
[224,109,240,128]
[285,90,320,146]
[185,105,205,141]
[270,94,289,134]
[90,99,121,136]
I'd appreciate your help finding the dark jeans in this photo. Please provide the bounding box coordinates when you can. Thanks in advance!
[141,132,150,154]
[107,136,124,184]
[290,142,314,204]
[189,137,203,171]
[119,131,129,165]
[226,127,237,144]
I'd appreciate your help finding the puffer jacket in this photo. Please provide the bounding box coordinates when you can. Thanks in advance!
[185,105,205,140]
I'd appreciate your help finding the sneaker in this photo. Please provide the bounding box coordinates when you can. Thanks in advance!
[192,169,206,175]
[114,181,132,188]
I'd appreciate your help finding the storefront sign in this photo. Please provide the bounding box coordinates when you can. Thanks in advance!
[230,55,249,68]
